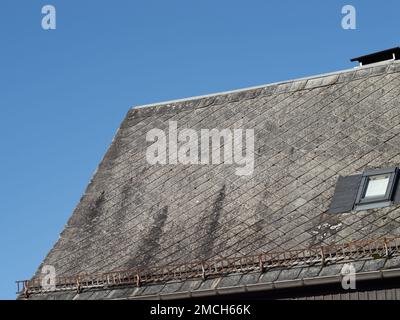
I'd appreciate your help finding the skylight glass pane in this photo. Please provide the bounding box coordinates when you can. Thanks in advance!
[364,174,390,198]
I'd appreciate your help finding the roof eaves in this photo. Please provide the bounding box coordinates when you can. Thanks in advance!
[126,268,400,300]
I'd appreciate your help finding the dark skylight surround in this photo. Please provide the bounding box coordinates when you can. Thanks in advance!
[329,167,400,214]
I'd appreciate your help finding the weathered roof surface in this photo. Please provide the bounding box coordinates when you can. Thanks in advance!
[21,59,400,299]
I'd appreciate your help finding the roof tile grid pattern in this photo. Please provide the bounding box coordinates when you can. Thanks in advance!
[27,60,400,299]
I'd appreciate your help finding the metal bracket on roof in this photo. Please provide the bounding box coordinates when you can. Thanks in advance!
[136,273,141,287]
[259,255,266,273]
[384,238,389,257]
[76,278,82,294]
[320,247,326,266]
[201,262,207,280]
[23,281,30,298]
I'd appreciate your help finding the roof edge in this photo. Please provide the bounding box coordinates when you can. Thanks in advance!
[131,59,399,111]
[127,268,400,300]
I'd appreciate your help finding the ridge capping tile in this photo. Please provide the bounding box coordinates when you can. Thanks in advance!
[132,60,399,113]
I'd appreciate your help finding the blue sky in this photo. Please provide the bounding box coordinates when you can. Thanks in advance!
[0,0,399,299]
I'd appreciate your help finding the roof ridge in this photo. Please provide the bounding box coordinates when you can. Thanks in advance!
[131,59,400,112]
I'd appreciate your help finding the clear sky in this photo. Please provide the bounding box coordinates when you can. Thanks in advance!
[0,0,399,299]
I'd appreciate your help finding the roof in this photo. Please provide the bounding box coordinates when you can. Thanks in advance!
[351,47,400,66]
[18,59,400,299]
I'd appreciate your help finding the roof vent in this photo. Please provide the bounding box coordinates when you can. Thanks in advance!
[351,47,400,66]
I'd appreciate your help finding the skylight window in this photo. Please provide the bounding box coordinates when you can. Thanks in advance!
[328,167,400,214]
[355,168,398,211]
[364,174,390,198]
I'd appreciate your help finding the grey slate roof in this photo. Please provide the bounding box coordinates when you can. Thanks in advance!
[20,59,400,299]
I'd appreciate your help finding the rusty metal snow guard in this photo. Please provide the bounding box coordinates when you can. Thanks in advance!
[16,236,400,296]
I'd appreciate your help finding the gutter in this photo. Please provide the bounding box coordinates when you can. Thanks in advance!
[123,267,400,300]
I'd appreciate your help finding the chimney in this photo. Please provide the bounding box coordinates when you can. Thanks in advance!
[351,47,400,66]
